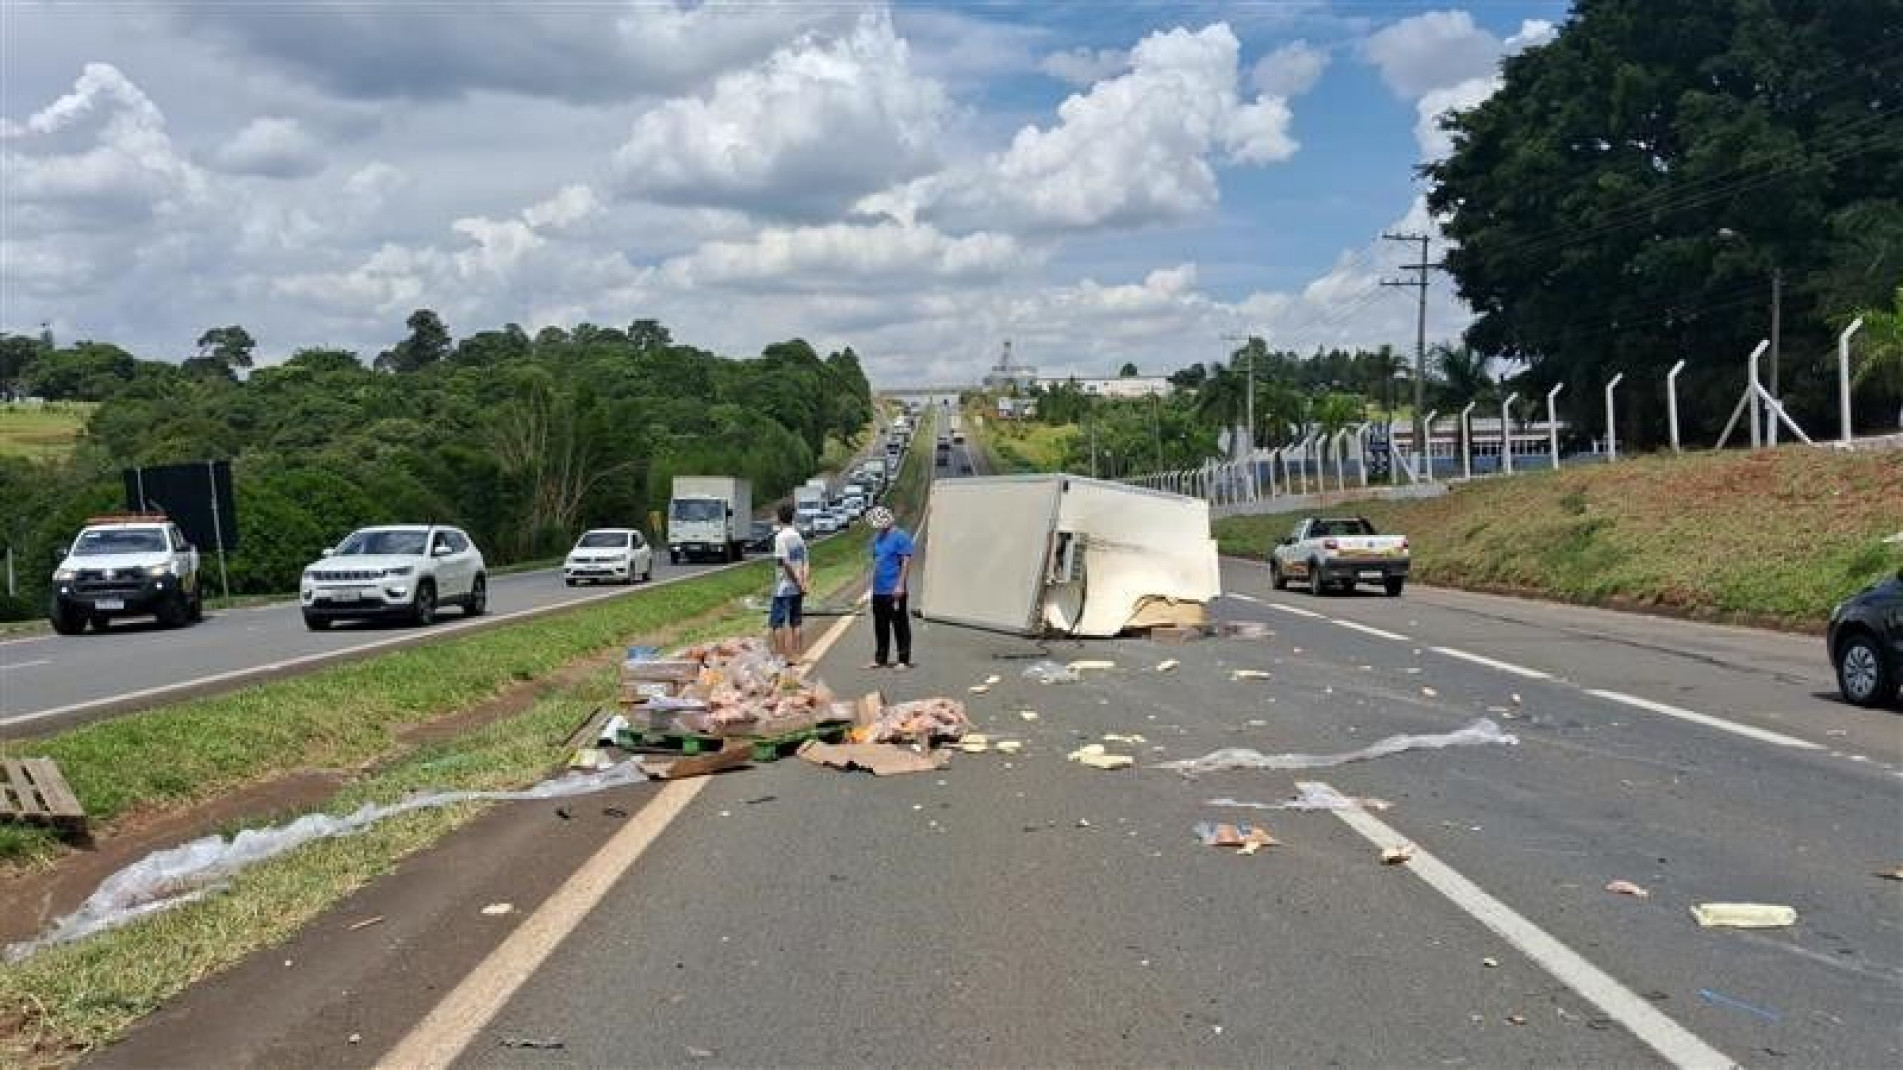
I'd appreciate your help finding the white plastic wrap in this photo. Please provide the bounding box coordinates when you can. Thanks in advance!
[1157,718,1517,775]
[5,762,650,962]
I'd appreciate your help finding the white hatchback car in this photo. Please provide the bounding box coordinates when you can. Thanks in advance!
[301,524,486,629]
[564,528,654,586]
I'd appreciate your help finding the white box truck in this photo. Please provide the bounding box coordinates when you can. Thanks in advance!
[918,474,1219,637]
[793,484,826,535]
[667,476,752,564]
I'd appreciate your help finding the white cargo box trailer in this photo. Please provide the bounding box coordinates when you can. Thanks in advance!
[918,474,1219,637]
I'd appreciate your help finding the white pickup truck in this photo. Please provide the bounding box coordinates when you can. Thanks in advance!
[1270,516,1411,597]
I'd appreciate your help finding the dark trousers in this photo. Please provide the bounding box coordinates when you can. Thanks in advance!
[872,593,911,665]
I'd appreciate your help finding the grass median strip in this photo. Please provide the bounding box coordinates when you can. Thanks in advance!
[0,531,874,1062]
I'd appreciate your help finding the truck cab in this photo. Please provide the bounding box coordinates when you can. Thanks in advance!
[49,514,204,633]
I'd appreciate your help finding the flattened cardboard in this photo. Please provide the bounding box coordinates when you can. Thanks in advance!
[797,741,948,777]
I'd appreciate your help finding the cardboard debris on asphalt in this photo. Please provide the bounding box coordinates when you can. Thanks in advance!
[1194,821,1280,855]
[797,741,949,777]
[1066,743,1135,770]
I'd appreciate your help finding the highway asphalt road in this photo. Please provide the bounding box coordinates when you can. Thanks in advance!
[91,546,1903,1067]
[0,543,823,740]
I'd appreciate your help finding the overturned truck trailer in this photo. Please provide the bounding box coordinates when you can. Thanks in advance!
[919,474,1220,637]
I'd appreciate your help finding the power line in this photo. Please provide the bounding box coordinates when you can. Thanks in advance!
[1380,232,1443,454]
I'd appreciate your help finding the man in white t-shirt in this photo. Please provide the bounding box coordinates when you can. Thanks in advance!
[769,501,810,662]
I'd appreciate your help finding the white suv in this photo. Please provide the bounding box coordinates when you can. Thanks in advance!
[564,528,654,586]
[300,525,486,630]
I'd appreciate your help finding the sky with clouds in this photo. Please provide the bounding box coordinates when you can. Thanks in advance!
[0,1,1566,387]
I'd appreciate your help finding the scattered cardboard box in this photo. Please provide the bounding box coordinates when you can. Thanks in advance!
[797,741,950,777]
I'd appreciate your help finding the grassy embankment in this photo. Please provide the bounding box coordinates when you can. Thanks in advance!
[0,445,926,1062]
[1214,448,1903,629]
[969,403,1074,474]
[0,403,93,461]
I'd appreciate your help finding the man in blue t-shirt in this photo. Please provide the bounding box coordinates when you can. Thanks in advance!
[863,506,914,670]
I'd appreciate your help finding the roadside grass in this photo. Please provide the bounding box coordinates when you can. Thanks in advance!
[987,420,1074,473]
[0,403,93,461]
[0,532,875,1063]
[1213,448,1903,626]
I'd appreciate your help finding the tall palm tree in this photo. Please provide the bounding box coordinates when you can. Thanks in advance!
[1849,287,1903,430]
[1431,344,1495,409]
[1194,363,1246,443]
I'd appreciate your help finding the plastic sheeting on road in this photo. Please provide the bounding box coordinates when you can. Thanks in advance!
[5,762,651,962]
[1156,718,1518,775]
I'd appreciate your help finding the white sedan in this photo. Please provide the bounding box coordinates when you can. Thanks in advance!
[564,528,655,586]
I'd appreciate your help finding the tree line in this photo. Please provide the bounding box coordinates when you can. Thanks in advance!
[0,314,871,619]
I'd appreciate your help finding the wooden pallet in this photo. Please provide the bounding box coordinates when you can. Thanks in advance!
[619,721,852,763]
[1,758,86,826]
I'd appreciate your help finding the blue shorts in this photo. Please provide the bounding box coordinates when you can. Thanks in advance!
[769,593,804,628]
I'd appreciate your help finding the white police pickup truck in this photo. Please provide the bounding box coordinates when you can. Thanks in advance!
[49,514,204,633]
[1269,515,1411,597]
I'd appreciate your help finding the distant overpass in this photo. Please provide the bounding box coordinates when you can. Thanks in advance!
[879,386,976,398]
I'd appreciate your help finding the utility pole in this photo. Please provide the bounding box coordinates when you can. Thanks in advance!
[1380,232,1440,476]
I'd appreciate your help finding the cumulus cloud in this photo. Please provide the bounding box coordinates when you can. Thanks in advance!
[1362,11,1560,159]
[662,221,1029,289]
[211,116,324,178]
[1362,10,1504,98]
[1040,47,1129,87]
[612,11,949,216]
[168,1,855,103]
[859,23,1296,233]
[1251,40,1329,98]
[1,62,208,227]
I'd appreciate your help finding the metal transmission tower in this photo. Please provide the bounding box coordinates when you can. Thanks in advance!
[1379,232,1441,476]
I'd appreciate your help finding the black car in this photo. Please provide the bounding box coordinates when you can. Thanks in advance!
[745,520,776,554]
[1828,570,1903,708]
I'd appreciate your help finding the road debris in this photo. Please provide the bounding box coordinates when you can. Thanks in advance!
[1022,660,1082,685]
[1193,821,1279,854]
[686,1046,716,1059]
[1069,659,1118,671]
[1067,744,1135,770]
[1604,879,1650,898]
[480,902,515,916]
[853,698,972,744]
[1691,903,1797,929]
[1506,1013,1526,1026]
[1877,866,1903,881]
[1421,687,1439,698]
[983,674,1001,685]
[1698,988,1780,1022]
[501,1037,566,1050]
[797,741,948,777]
[1157,719,1518,775]
[1230,669,1273,681]
[1206,783,1392,812]
[1219,621,1273,639]
[1103,733,1148,744]
[1381,844,1416,865]
[1019,709,1041,721]
[1156,658,1180,672]
[1482,957,1498,968]
[347,916,386,932]
[995,740,1023,755]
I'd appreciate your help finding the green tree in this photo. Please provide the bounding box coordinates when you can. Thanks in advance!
[1845,287,1903,427]
[1118,361,1139,377]
[194,325,256,371]
[0,333,45,395]
[1426,0,1903,444]
[375,309,452,373]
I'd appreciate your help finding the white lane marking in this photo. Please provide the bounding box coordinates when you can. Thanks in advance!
[375,777,710,1069]
[0,565,740,727]
[1331,619,1410,642]
[1431,646,1554,680]
[1227,593,1262,604]
[377,588,866,1069]
[1267,602,1325,619]
[1315,782,1734,1070]
[1585,689,1823,751]
[0,659,51,672]
[0,635,53,648]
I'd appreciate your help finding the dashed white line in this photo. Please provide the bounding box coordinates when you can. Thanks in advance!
[1330,619,1410,642]
[1585,689,1823,751]
[1313,780,1734,1070]
[0,659,51,672]
[1267,602,1325,619]
[1431,646,1553,680]
[1227,593,1262,604]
